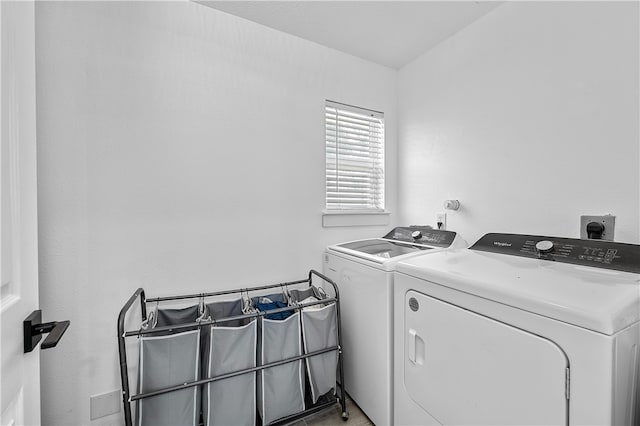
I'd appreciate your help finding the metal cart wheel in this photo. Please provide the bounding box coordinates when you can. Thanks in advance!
[341,411,349,421]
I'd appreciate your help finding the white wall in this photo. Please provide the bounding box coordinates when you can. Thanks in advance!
[398,1,639,245]
[35,2,397,424]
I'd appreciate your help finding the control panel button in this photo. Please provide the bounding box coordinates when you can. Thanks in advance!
[411,231,422,240]
[535,240,554,254]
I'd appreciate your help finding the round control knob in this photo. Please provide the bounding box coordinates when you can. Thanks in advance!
[535,240,554,254]
[411,230,422,240]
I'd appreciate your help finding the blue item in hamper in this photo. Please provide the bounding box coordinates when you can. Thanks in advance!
[256,300,292,320]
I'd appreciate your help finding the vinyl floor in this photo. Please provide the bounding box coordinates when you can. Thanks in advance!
[290,396,374,426]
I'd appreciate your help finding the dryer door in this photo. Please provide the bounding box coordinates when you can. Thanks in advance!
[404,290,569,425]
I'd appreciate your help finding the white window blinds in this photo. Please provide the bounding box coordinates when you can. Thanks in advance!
[325,100,385,211]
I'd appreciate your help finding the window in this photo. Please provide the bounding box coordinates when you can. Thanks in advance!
[325,100,385,212]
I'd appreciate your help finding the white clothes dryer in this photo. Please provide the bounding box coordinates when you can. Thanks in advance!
[393,233,640,425]
[323,227,466,425]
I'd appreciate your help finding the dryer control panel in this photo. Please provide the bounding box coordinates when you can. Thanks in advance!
[383,226,457,248]
[471,233,640,274]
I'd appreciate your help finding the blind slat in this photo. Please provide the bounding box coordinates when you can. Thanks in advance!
[326,135,384,145]
[325,120,384,132]
[326,142,384,152]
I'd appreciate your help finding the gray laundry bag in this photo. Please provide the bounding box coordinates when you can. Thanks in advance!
[253,294,305,425]
[203,300,257,426]
[290,288,339,404]
[138,305,201,426]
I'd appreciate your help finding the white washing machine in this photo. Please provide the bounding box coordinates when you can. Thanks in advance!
[323,226,466,425]
[393,233,640,425]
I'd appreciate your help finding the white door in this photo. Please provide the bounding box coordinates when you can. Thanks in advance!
[0,1,40,425]
[404,290,569,425]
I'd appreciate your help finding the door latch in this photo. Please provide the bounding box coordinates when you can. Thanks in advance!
[23,310,70,353]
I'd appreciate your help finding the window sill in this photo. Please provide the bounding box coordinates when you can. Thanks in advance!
[322,210,390,228]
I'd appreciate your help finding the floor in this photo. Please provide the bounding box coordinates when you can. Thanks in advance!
[292,396,374,426]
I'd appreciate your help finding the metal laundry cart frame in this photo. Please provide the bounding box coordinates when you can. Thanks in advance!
[117,270,348,426]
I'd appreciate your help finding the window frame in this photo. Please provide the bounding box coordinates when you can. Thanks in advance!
[324,100,386,213]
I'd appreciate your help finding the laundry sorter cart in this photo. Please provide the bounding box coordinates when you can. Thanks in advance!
[117,270,348,426]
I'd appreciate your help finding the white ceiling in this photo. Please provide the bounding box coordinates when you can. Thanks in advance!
[197,1,503,69]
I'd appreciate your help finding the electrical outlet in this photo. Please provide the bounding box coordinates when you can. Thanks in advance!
[436,212,447,230]
[580,215,615,241]
[90,390,121,420]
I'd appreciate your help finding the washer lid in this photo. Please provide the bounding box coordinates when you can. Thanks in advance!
[396,247,640,335]
[327,227,462,266]
[329,239,433,266]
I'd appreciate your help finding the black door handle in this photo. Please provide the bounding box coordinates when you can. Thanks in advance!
[23,310,70,353]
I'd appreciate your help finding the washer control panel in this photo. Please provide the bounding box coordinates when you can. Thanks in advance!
[471,233,640,274]
[383,226,457,248]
